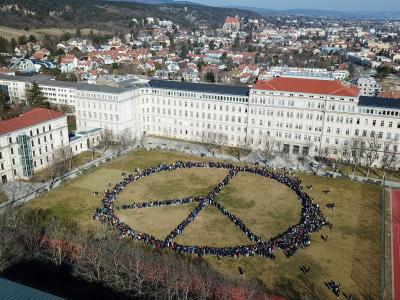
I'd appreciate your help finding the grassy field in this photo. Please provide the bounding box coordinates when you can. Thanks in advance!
[215,172,302,240]
[0,25,108,40]
[30,151,101,183]
[27,149,382,299]
[326,164,400,182]
[0,191,8,204]
[116,168,228,205]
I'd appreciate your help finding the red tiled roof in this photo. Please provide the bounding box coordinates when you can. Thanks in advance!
[225,17,240,24]
[379,91,400,99]
[255,77,359,97]
[0,108,65,135]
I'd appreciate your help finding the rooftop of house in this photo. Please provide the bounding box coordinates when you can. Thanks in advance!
[148,79,250,96]
[0,108,65,136]
[225,17,240,24]
[255,77,360,97]
[358,96,400,110]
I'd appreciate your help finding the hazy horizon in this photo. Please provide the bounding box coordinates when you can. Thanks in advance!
[184,0,400,12]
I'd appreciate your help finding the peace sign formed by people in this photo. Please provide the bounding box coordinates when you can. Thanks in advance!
[94,161,328,260]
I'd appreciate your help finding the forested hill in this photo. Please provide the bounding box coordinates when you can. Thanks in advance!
[0,0,260,32]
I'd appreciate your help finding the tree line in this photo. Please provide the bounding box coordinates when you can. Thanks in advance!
[0,207,273,300]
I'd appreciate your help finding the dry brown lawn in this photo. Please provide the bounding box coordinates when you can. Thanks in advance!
[28,149,382,300]
[118,203,198,240]
[215,172,301,240]
[0,25,108,40]
[174,205,254,247]
[116,168,228,205]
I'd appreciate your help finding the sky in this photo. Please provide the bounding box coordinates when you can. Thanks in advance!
[187,0,400,11]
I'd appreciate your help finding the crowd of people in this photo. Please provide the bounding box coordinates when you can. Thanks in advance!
[94,160,328,260]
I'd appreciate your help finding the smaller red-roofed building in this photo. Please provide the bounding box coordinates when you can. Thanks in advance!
[31,48,51,61]
[0,108,101,183]
[223,16,240,31]
[0,108,68,182]
[60,54,78,73]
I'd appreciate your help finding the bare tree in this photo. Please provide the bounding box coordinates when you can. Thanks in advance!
[97,129,115,153]
[199,131,228,157]
[0,228,24,272]
[215,132,228,154]
[227,137,252,162]
[331,146,345,178]
[302,140,314,158]
[43,218,76,267]
[51,146,76,177]
[350,137,365,180]
[4,180,38,203]
[363,135,380,178]
[259,135,276,163]
[73,233,109,283]
[139,132,146,148]
[116,128,135,154]
[341,140,353,165]
[381,141,400,180]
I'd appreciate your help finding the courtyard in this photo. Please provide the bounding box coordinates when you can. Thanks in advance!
[27,148,382,299]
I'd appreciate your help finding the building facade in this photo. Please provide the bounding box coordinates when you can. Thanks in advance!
[0,108,68,183]
[0,108,102,183]
[223,17,240,31]
[356,77,382,96]
[73,77,400,168]
[1,76,400,170]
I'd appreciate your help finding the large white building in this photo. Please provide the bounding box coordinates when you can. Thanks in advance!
[0,75,77,108]
[1,75,400,170]
[72,77,400,168]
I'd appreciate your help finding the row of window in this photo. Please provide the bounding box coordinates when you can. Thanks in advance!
[360,107,400,117]
[148,89,248,103]
[78,110,119,121]
[77,100,117,111]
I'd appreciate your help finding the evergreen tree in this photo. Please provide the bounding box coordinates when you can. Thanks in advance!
[232,34,241,50]
[0,37,10,53]
[209,40,216,50]
[28,35,37,43]
[27,82,48,108]
[18,35,28,46]
[89,30,94,40]
[245,33,252,44]
[179,44,188,59]
[206,71,216,83]
[60,32,71,42]
[220,52,228,63]
[76,28,82,38]
[43,35,54,53]
[196,59,205,71]
[0,92,6,119]
[10,38,17,52]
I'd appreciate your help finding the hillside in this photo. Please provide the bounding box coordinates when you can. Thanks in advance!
[0,0,260,34]
[227,5,400,18]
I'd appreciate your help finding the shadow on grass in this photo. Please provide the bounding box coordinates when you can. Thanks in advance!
[273,276,321,300]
